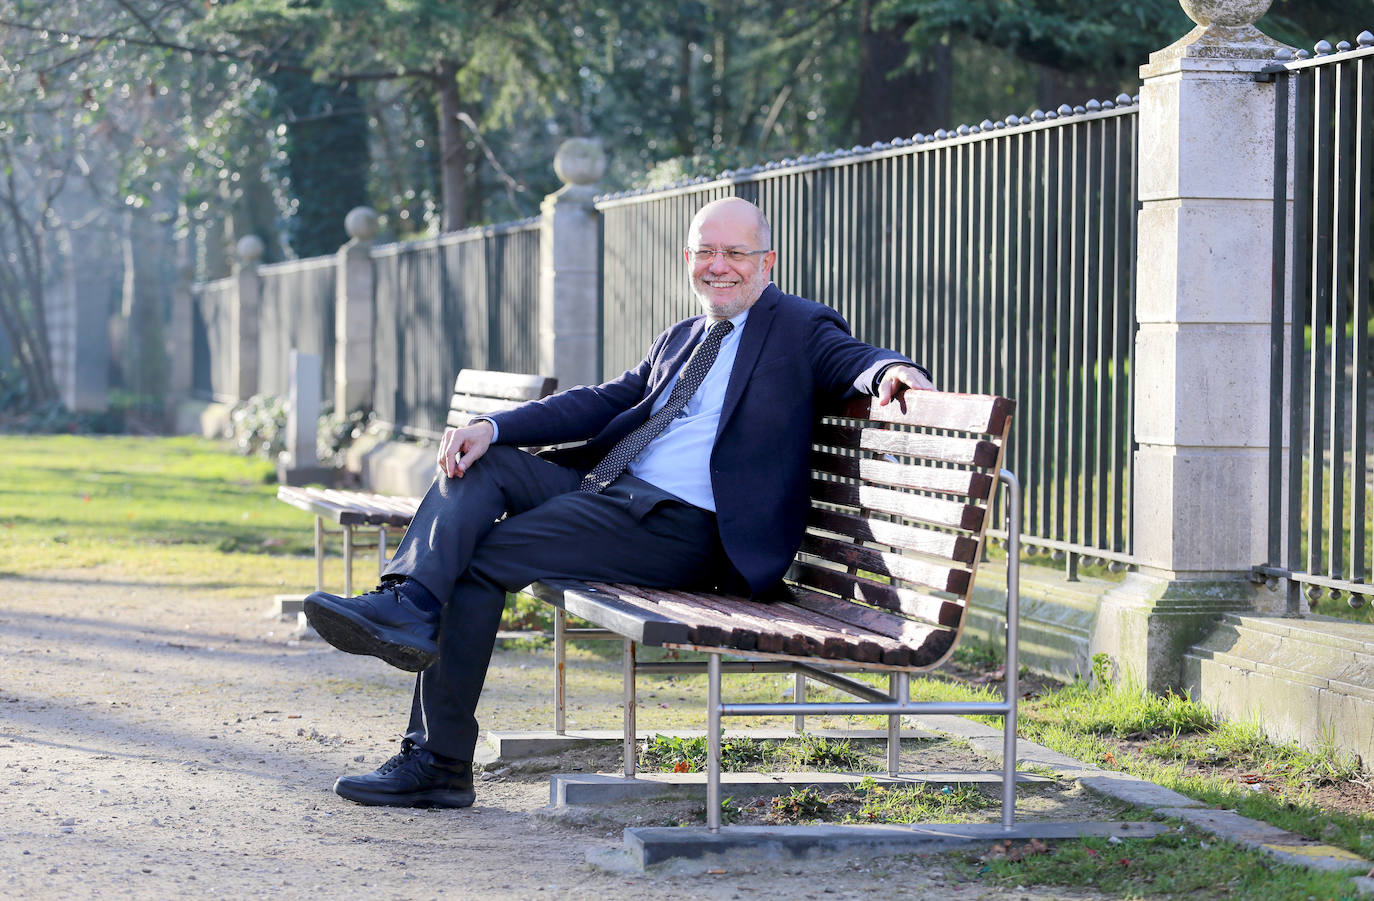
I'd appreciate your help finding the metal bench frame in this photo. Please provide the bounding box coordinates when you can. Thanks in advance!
[532,392,1022,832]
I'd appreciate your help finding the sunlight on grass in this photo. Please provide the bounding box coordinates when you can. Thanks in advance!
[0,434,320,599]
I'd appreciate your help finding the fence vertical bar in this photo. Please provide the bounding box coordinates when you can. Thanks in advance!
[1288,68,1315,614]
[1351,54,1372,585]
[1269,68,1291,567]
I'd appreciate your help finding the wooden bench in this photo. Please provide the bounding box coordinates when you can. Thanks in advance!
[276,369,557,595]
[529,390,1021,831]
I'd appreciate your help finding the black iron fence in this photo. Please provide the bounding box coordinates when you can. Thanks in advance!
[598,98,1139,569]
[371,218,541,436]
[258,257,337,397]
[1262,35,1374,614]
[191,277,236,402]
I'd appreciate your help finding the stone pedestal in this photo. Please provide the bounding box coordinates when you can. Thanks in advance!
[1093,0,1294,690]
[539,139,605,389]
[334,207,377,413]
[277,350,332,486]
[231,236,263,401]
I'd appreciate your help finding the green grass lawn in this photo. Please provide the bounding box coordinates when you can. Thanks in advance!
[0,434,320,599]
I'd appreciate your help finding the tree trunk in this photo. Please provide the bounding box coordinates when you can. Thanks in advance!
[437,62,468,233]
[855,3,952,143]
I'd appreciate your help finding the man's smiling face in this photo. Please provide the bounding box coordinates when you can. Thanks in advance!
[685,199,777,320]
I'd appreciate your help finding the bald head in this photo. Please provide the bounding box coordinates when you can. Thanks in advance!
[685,198,778,320]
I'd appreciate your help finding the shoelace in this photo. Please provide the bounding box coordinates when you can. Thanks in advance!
[375,740,418,775]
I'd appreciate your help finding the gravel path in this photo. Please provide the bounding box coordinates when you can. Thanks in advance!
[0,572,1108,900]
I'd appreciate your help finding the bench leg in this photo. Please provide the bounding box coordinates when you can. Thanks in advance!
[343,526,354,597]
[793,671,806,734]
[1000,468,1023,829]
[313,516,324,592]
[553,607,567,736]
[706,652,722,833]
[622,639,636,778]
[377,527,387,577]
[887,673,908,777]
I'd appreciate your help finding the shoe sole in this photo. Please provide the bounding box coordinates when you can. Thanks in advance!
[333,779,475,808]
[303,595,438,673]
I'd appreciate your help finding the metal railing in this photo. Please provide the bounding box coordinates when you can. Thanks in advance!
[598,99,1139,570]
[191,276,236,402]
[1261,35,1374,614]
[371,218,541,437]
[257,257,337,397]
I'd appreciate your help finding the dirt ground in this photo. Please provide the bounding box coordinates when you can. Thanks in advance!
[0,571,1120,900]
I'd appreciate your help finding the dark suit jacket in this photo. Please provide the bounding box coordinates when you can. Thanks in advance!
[487,284,912,596]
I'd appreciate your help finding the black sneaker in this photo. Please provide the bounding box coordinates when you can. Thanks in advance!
[303,581,439,672]
[333,740,476,808]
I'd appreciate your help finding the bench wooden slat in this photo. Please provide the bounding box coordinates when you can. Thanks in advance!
[528,580,690,646]
[785,586,957,664]
[809,480,986,532]
[807,508,979,565]
[453,370,557,401]
[448,393,547,420]
[813,423,1002,469]
[841,392,1015,436]
[604,584,749,649]
[798,533,971,596]
[810,451,995,501]
[785,559,965,628]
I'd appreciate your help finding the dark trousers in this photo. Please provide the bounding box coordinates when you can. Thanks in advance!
[382,446,724,760]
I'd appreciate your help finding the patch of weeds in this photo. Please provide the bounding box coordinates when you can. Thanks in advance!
[639,734,708,772]
[951,641,1003,669]
[719,796,742,825]
[847,776,994,824]
[967,829,1361,900]
[769,786,832,823]
[638,733,872,774]
[779,733,869,771]
[1025,677,1213,738]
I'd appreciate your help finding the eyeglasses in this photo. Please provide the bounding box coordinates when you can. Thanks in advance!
[685,247,771,263]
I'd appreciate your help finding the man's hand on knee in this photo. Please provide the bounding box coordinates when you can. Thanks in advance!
[438,420,494,478]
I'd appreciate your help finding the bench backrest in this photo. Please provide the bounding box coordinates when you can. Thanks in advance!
[786,391,1015,670]
[446,369,558,428]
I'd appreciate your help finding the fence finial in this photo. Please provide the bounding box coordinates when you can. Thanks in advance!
[344,207,379,243]
[1178,0,1272,28]
[553,138,606,187]
[1360,31,1374,48]
[235,235,264,265]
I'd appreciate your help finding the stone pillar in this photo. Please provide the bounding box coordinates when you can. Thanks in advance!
[335,206,377,413]
[166,250,195,405]
[231,235,264,401]
[1091,0,1293,692]
[539,139,605,389]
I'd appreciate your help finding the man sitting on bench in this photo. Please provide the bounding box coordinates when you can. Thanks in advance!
[304,197,933,808]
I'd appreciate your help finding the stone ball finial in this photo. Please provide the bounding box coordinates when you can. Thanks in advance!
[1178,0,1273,28]
[554,138,606,186]
[236,235,265,264]
[344,206,379,242]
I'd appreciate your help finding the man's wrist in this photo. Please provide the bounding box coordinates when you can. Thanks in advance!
[471,416,499,443]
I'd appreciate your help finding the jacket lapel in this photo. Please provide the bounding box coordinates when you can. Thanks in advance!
[718,284,779,434]
[645,316,706,406]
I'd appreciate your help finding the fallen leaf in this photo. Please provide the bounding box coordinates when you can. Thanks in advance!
[1119,858,1131,868]
[672,761,690,773]
[1085,848,1099,858]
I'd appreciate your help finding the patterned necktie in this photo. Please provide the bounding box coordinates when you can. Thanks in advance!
[579,319,735,493]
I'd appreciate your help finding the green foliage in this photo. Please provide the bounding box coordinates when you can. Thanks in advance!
[849,776,994,823]
[779,733,866,771]
[769,785,832,822]
[880,0,1191,72]
[974,829,1361,900]
[227,394,288,460]
[0,434,317,592]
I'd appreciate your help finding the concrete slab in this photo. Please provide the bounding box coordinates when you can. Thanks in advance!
[486,727,937,760]
[1075,771,1206,809]
[622,821,1169,870]
[1156,807,1373,873]
[272,594,307,617]
[551,770,1049,807]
